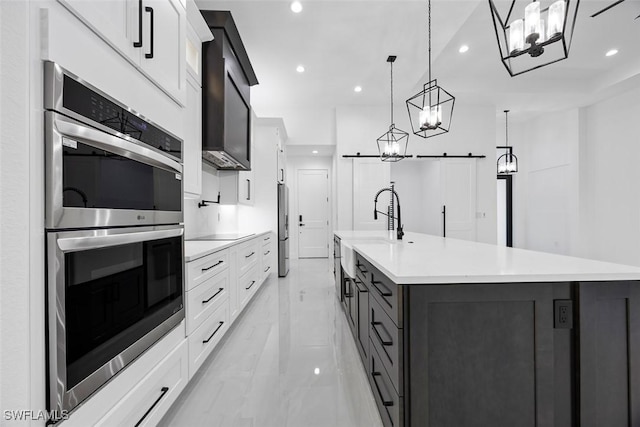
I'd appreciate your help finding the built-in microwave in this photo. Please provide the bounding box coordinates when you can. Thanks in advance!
[44,61,183,229]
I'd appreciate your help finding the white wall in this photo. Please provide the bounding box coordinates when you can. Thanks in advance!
[512,84,640,266]
[335,102,497,244]
[512,109,580,255]
[286,155,333,259]
[581,86,640,265]
[257,106,336,146]
[184,122,280,239]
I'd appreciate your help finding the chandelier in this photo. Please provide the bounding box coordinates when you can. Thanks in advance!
[497,110,518,174]
[406,0,455,139]
[377,56,409,162]
[488,0,580,76]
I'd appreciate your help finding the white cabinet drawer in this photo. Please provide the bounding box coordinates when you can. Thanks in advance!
[239,265,259,308]
[237,240,259,277]
[186,268,229,335]
[96,339,188,427]
[188,301,229,378]
[186,248,229,291]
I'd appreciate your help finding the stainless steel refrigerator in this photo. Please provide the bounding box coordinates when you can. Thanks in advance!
[278,183,290,277]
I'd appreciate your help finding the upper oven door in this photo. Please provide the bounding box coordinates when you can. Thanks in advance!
[45,111,183,229]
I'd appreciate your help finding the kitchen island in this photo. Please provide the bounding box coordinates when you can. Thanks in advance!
[334,231,640,427]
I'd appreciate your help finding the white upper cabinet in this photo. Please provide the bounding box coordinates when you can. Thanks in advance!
[183,75,201,198]
[58,0,186,105]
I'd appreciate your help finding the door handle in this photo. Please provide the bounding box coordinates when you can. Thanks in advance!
[442,205,446,238]
[133,0,143,48]
[144,6,154,59]
[247,179,251,200]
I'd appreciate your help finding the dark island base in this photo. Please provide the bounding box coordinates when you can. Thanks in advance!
[334,242,640,427]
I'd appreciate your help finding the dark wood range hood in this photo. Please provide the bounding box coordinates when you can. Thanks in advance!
[201,11,258,171]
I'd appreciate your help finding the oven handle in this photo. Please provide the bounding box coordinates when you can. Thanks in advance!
[57,228,183,252]
[53,113,181,175]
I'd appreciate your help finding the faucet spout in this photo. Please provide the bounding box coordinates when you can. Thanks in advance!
[373,185,404,240]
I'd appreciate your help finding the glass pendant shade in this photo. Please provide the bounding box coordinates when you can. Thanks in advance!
[406,79,455,139]
[547,0,565,38]
[509,19,524,54]
[489,0,580,76]
[377,125,409,162]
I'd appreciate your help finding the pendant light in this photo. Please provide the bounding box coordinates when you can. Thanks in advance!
[406,0,455,139]
[497,110,518,174]
[488,0,580,76]
[377,56,409,162]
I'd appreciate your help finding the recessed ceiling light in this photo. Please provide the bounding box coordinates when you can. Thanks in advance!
[606,49,618,57]
[296,65,305,73]
[354,86,362,93]
[312,150,318,154]
[314,367,320,375]
[290,1,302,13]
[459,45,469,53]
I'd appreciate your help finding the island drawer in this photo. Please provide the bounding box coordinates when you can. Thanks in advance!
[185,268,229,335]
[369,340,403,427]
[370,296,403,396]
[356,253,403,328]
[237,239,260,277]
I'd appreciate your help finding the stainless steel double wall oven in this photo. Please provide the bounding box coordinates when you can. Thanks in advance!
[44,62,185,419]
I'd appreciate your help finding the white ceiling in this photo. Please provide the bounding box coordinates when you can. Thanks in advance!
[196,0,640,123]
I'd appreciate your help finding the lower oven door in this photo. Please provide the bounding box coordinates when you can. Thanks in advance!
[46,225,185,417]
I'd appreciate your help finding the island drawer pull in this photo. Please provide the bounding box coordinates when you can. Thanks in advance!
[202,321,224,343]
[245,251,255,259]
[357,264,368,274]
[264,236,270,241]
[202,260,223,272]
[202,288,224,304]
[264,250,270,255]
[264,266,271,273]
[134,386,169,427]
[372,280,393,297]
[371,321,393,346]
[245,280,256,290]
[371,372,394,407]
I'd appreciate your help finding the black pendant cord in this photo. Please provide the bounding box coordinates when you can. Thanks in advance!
[390,59,394,125]
[428,0,432,85]
[504,110,510,161]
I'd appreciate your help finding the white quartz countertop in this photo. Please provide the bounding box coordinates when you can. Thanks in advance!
[335,230,640,284]
[184,231,271,262]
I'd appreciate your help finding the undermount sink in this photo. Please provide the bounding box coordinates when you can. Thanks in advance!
[341,235,396,278]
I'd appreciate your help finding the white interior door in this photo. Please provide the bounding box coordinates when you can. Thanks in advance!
[353,160,391,230]
[441,159,477,241]
[298,169,329,258]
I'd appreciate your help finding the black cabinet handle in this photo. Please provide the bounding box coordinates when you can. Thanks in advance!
[245,252,255,259]
[201,260,223,272]
[280,169,284,181]
[202,288,224,304]
[133,0,143,48]
[344,293,353,298]
[371,321,393,346]
[264,266,270,273]
[372,280,393,297]
[203,321,224,343]
[144,6,154,59]
[357,264,368,274]
[246,179,250,200]
[134,386,169,427]
[371,372,394,407]
[245,280,256,290]
[264,250,270,256]
[264,236,270,241]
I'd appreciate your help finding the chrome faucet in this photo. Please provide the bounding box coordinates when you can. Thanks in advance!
[373,182,404,240]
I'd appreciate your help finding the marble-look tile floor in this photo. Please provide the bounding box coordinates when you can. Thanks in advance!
[159,258,383,427]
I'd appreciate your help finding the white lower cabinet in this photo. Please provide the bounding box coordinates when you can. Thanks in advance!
[188,301,229,379]
[186,268,229,335]
[262,237,274,281]
[96,338,189,427]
